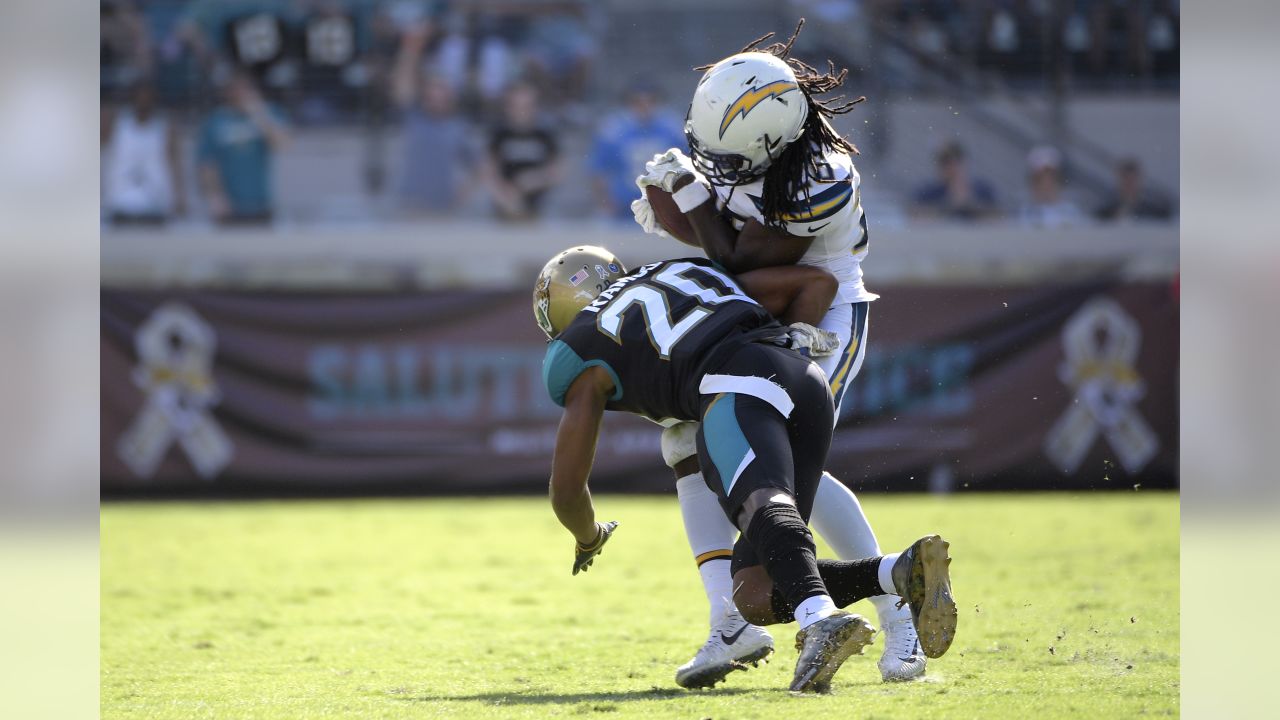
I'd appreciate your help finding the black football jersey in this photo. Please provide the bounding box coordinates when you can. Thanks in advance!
[542,258,783,423]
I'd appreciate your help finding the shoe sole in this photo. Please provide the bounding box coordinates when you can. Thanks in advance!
[675,645,773,689]
[916,535,957,659]
[790,615,877,694]
[880,663,927,683]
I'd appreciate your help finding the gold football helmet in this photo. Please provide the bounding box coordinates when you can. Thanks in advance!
[533,246,628,339]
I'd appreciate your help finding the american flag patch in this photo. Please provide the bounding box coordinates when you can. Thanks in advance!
[568,268,590,286]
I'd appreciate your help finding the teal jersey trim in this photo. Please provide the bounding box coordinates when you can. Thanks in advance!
[701,393,752,494]
[542,339,624,407]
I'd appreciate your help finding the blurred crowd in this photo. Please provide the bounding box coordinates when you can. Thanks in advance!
[869,0,1179,87]
[101,0,1178,228]
[102,0,608,225]
[910,142,1173,226]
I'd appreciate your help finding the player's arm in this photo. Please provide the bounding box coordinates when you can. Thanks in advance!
[549,366,620,574]
[390,21,430,109]
[736,264,838,326]
[672,175,814,274]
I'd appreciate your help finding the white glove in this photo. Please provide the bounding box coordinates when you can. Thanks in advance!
[630,196,673,239]
[788,322,842,358]
[636,148,702,193]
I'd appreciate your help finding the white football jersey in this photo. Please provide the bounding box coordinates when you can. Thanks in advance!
[711,145,877,305]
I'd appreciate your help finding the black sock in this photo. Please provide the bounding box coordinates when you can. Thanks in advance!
[744,503,827,612]
[770,557,885,620]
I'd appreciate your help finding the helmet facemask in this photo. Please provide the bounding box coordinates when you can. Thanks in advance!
[533,270,556,340]
[686,127,774,185]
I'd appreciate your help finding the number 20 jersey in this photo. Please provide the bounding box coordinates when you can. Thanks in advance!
[542,258,782,423]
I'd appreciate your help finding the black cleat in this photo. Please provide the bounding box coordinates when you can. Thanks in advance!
[789,610,877,694]
[890,535,958,659]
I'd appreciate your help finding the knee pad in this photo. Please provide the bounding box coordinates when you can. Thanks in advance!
[661,421,700,468]
[743,498,812,551]
[734,487,796,532]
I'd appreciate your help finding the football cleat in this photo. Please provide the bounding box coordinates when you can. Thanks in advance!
[890,535,958,659]
[675,610,774,689]
[789,610,877,693]
[877,616,927,681]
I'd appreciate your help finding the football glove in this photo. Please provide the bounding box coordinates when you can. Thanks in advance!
[573,520,619,575]
[636,148,703,194]
[630,195,673,239]
[787,322,842,358]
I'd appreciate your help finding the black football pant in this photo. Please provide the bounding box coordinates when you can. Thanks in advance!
[695,341,835,611]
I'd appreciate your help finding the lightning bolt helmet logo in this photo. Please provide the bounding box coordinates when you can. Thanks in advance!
[718,79,800,139]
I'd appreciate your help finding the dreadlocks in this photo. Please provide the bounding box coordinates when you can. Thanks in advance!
[696,19,865,229]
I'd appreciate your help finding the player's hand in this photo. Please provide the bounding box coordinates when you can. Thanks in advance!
[572,520,618,575]
[630,196,673,239]
[636,148,702,193]
[787,322,841,358]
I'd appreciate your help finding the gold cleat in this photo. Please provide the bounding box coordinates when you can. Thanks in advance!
[789,610,877,693]
[891,535,957,658]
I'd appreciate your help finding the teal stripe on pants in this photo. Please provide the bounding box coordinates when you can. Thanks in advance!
[702,393,752,494]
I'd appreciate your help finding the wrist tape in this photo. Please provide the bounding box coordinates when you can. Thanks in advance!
[672,180,711,213]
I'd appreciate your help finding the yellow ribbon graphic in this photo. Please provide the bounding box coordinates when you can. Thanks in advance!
[117,303,234,480]
[1044,298,1159,475]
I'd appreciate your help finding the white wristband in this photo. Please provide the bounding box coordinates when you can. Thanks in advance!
[672,181,711,213]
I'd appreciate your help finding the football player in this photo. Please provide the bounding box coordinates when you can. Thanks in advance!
[534,246,956,694]
[632,21,930,685]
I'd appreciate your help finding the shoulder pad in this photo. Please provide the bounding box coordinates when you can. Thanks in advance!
[543,339,587,407]
[542,337,623,407]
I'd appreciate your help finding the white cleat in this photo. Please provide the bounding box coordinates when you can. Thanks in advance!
[878,616,927,681]
[675,610,774,689]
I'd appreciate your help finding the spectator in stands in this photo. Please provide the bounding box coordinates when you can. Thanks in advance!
[523,0,599,106]
[589,84,684,221]
[1095,157,1173,222]
[785,0,871,75]
[178,0,297,82]
[1017,146,1086,228]
[910,142,999,220]
[481,83,561,222]
[102,81,185,226]
[391,22,474,216]
[196,72,291,226]
[427,6,516,115]
[297,0,368,123]
[101,1,153,94]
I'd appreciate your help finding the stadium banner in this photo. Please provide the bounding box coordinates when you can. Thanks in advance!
[101,281,1178,495]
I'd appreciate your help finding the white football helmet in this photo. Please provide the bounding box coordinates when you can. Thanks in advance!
[685,52,809,185]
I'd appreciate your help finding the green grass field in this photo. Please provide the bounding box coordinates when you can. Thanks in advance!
[101,493,1179,719]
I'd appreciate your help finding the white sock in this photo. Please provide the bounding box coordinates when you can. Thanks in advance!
[698,560,734,623]
[676,472,740,625]
[794,594,838,630]
[810,472,911,623]
[878,553,901,596]
[810,472,882,558]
